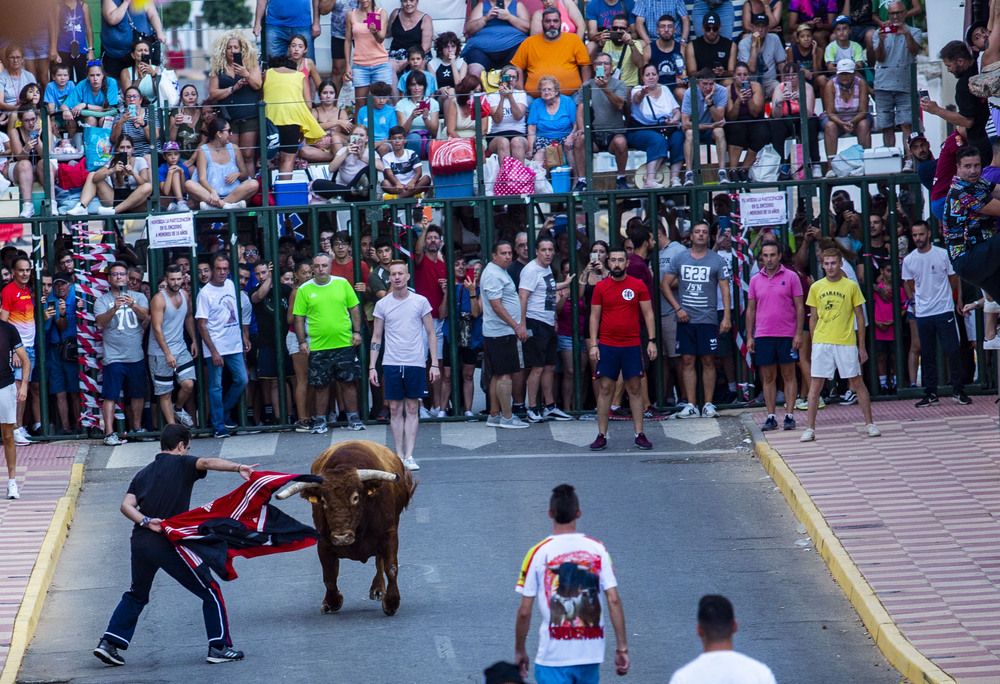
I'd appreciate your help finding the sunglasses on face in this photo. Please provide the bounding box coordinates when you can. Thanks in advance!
[704,26,719,32]
[244,249,258,256]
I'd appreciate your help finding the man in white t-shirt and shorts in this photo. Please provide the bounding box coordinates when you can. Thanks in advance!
[370,261,438,472]
[515,484,630,683]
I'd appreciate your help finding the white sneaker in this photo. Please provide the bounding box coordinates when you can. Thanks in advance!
[66,203,88,216]
[683,171,695,186]
[13,427,30,446]
[525,407,545,423]
[800,428,815,442]
[794,397,809,411]
[701,402,718,418]
[222,200,247,210]
[717,169,729,184]
[866,423,881,437]
[418,406,432,419]
[19,202,34,218]
[543,405,572,421]
[669,177,682,187]
[810,164,822,178]
[199,202,210,210]
[7,480,19,499]
[173,407,194,427]
[165,202,178,212]
[984,336,1000,350]
[825,169,837,179]
[675,403,700,419]
[429,406,443,418]
[498,415,530,429]
[97,206,116,215]
[402,456,419,471]
[486,414,502,427]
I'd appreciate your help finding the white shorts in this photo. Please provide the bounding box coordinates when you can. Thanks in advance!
[811,343,862,380]
[983,289,1000,313]
[0,383,16,424]
[286,330,311,356]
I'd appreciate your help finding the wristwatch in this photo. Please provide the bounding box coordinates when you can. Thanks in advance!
[140,516,151,528]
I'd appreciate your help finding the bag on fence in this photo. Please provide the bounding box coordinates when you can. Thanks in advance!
[83,125,113,171]
[544,143,566,170]
[429,138,477,173]
[829,143,865,177]
[494,155,535,195]
[749,143,780,182]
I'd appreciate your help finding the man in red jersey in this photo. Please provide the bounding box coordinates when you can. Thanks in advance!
[587,247,658,451]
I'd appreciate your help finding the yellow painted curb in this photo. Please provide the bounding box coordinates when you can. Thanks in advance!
[755,442,954,684]
[0,462,84,684]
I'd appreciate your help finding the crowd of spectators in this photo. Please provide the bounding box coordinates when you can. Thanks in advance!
[0,0,935,216]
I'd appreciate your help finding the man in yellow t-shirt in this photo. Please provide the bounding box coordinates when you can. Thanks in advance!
[511,8,593,95]
[801,248,880,442]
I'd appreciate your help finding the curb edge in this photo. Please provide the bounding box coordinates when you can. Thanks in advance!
[0,461,85,684]
[739,413,954,684]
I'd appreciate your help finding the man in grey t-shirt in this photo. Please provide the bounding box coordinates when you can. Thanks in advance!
[481,241,529,429]
[737,14,786,97]
[662,223,730,419]
[572,52,630,191]
[872,1,922,166]
[93,262,150,446]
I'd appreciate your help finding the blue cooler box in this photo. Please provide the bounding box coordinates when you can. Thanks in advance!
[434,170,474,198]
[274,170,309,206]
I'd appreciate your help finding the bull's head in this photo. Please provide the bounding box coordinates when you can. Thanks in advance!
[276,469,398,546]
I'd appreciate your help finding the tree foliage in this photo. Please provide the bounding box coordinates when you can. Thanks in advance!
[161,1,192,29]
[201,0,254,28]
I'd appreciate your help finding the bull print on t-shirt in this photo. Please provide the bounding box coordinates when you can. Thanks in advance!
[545,552,603,640]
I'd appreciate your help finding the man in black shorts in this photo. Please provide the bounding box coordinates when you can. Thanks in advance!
[94,424,255,666]
[482,241,530,428]
[0,318,29,499]
[572,52,630,192]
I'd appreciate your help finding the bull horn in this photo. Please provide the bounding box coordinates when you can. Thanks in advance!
[275,481,320,500]
[356,469,400,483]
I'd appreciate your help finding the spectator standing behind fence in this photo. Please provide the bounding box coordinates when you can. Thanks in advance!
[747,242,803,432]
[648,14,688,102]
[99,0,164,85]
[681,69,729,186]
[0,258,36,447]
[662,223,730,419]
[801,248,880,442]
[148,266,197,429]
[909,132,935,191]
[511,8,592,97]
[51,0,97,83]
[519,236,574,423]
[94,262,149,446]
[929,128,967,222]
[251,261,290,425]
[724,62,767,183]
[482,241,529,429]
[588,247,657,451]
[412,225,448,418]
[294,252,365,433]
[208,33,263,175]
[903,222,969,407]
[572,53,630,191]
[686,13,736,82]
[370,261,436,471]
[196,254,250,439]
[463,0,530,81]
[635,1,689,43]
[44,272,80,435]
[254,0,319,62]
[872,1,920,172]
[514,484,630,681]
[737,13,785,98]
[440,255,482,417]
[668,594,776,684]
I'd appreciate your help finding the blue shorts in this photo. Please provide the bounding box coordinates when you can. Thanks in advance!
[14,345,35,382]
[383,365,428,401]
[46,348,80,394]
[352,61,393,87]
[676,322,718,356]
[754,336,798,366]
[257,347,278,379]
[594,344,644,381]
[461,44,520,71]
[557,334,576,352]
[535,663,600,684]
[102,360,146,401]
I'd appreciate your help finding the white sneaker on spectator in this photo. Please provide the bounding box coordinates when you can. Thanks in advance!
[866,423,882,437]
[717,169,729,184]
[701,402,718,418]
[66,203,88,216]
[199,202,210,210]
[984,336,1000,349]
[166,202,178,212]
[486,413,502,427]
[810,164,822,178]
[402,456,419,471]
[670,177,682,187]
[7,480,19,499]
[683,171,694,186]
[499,415,530,429]
[543,405,572,421]
[643,179,664,189]
[13,427,30,446]
[20,202,34,218]
[800,428,815,442]
[97,206,116,215]
[675,403,699,419]
[825,169,837,178]
[419,406,432,419]
[223,200,247,210]
[173,407,194,427]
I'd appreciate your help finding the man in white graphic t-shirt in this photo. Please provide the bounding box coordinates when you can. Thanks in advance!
[515,484,630,683]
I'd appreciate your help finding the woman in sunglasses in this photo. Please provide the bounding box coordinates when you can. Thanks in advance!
[66,134,152,216]
[61,61,119,127]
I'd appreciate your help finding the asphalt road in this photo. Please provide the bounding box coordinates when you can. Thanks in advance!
[18,417,901,683]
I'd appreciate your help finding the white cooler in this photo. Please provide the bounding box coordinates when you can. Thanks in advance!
[862,147,902,175]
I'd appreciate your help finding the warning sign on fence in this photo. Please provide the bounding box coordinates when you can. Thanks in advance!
[740,192,787,228]
[149,212,195,249]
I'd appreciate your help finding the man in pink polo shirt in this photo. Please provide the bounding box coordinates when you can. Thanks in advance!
[746,243,804,431]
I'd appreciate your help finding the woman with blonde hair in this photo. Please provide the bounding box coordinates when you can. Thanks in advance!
[208,31,262,172]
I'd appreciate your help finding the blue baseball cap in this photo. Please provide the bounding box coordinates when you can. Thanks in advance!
[833,15,852,26]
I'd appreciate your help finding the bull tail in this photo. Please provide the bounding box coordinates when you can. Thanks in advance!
[402,472,418,509]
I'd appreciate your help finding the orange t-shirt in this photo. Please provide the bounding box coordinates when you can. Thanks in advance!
[510,33,591,96]
[0,282,34,348]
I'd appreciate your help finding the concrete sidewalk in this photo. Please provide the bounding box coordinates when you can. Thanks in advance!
[0,443,81,684]
[750,399,1000,683]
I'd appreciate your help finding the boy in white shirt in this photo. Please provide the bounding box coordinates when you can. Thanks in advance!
[380,126,431,198]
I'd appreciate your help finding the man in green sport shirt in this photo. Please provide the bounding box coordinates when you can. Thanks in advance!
[292,252,366,433]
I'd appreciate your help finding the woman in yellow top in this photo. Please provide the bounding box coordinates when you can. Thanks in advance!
[263,55,326,179]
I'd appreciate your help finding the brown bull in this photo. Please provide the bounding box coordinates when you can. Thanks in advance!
[276,440,416,616]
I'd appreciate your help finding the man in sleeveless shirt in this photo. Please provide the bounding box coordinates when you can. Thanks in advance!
[149,266,198,428]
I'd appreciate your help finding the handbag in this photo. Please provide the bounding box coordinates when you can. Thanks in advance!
[544,143,565,170]
[83,125,113,171]
[429,138,477,173]
[494,155,535,195]
[456,285,473,348]
[58,334,78,363]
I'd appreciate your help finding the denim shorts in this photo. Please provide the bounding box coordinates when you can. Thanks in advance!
[352,61,393,88]
[14,345,35,382]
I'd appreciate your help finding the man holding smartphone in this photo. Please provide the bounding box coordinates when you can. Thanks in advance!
[872,1,921,171]
[572,52,630,191]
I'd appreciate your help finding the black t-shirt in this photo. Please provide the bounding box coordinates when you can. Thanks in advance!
[957,64,989,145]
[127,453,205,547]
[251,282,291,349]
[508,260,528,289]
[691,36,734,73]
[0,320,22,390]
